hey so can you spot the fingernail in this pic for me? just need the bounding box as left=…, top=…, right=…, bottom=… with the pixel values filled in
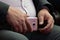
left=39, top=22, right=43, bottom=25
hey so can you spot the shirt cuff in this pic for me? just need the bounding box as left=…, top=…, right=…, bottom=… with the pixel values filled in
left=39, top=6, right=50, bottom=12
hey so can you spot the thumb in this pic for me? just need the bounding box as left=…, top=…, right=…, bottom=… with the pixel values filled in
left=39, top=16, right=44, bottom=25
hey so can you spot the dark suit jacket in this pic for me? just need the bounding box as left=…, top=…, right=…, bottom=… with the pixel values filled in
left=48, top=0, right=60, bottom=12
left=33, top=0, right=54, bottom=17
left=47, top=0, right=60, bottom=25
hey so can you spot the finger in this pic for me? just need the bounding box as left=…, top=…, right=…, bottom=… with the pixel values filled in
left=22, top=20, right=27, bottom=34
left=17, top=19, right=25, bottom=33
left=38, top=16, right=44, bottom=25
left=17, top=17, right=27, bottom=33
left=39, top=23, right=51, bottom=33
left=45, top=23, right=54, bottom=33
left=42, top=16, right=54, bottom=30
left=39, top=19, right=53, bottom=33
left=39, top=19, right=51, bottom=30
left=40, top=22, right=54, bottom=34
left=14, top=27, right=19, bottom=32
left=25, top=19, right=33, bottom=32
left=11, top=20, right=19, bottom=32
left=14, top=20, right=23, bottom=33
left=44, top=19, right=54, bottom=32
left=18, top=23, right=23, bottom=33
left=44, top=19, right=52, bottom=29
left=8, top=18, right=19, bottom=32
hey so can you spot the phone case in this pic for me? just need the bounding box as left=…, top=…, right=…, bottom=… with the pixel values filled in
left=27, top=17, right=37, bottom=31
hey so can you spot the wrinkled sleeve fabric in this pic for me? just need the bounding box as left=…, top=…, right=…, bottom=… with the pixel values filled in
left=0, top=1, right=10, bottom=30
left=33, top=0, right=55, bottom=19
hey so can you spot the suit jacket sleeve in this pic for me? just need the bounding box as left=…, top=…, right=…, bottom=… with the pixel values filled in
left=33, top=0, right=55, bottom=19
left=0, top=1, right=9, bottom=22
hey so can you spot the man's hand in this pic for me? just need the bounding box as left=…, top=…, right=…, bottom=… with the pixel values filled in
left=6, top=6, right=33, bottom=33
left=38, top=9, right=54, bottom=34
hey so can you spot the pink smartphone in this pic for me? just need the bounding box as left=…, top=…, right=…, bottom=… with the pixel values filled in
left=27, top=17, right=38, bottom=31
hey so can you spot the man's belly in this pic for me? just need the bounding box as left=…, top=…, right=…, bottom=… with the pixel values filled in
left=0, top=0, right=36, bottom=17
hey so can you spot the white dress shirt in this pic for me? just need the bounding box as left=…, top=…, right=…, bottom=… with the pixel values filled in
left=0, top=0, right=36, bottom=17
